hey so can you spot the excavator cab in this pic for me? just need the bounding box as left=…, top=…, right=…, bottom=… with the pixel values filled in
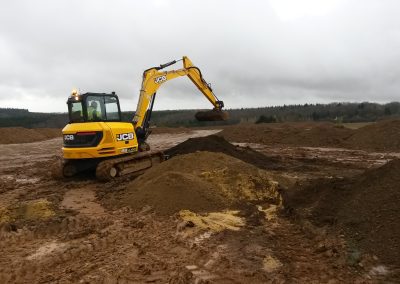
left=67, top=91, right=122, bottom=123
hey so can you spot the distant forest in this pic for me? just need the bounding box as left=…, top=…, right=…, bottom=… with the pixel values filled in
left=1, top=101, right=400, bottom=128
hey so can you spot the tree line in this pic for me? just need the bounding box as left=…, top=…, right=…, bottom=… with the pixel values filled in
left=1, top=101, right=399, bottom=128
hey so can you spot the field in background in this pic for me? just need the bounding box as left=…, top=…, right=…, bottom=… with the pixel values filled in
left=1, top=101, right=400, bottom=129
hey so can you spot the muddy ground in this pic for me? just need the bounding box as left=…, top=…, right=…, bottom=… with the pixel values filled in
left=0, top=128, right=61, bottom=145
left=0, top=125, right=399, bottom=283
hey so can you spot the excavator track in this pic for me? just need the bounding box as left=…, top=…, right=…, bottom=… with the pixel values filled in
left=95, top=151, right=165, bottom=181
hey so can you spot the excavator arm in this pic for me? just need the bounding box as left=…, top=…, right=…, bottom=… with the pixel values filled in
left=133, top=56, right=227, bottom=142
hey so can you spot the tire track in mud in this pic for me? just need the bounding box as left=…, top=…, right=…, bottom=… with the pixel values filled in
left=0, top=210, right=139, bottom=283
left=0, top=202, right=379, bottom=283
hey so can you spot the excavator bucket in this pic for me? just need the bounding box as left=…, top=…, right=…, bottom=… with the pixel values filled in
left=195, top=110, right=229, bottom=121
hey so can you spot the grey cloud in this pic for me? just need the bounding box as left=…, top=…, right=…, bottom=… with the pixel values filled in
left=0, top=0, right=399, bottom=112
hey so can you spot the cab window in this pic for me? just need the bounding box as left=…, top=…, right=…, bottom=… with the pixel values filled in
left=69, top=102, right=84, bottom=122
left=85, top=95, right=121, bottom=122
left=104, top=96, right=120, bottom=120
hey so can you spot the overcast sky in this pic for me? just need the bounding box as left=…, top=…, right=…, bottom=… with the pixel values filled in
left=1, top=0, right=399, bottom=112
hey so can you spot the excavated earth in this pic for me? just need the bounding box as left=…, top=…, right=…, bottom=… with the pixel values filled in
left=165, top=135, right=281, bottom=170
left=283, top=159, right=400, bottom=267
left=103, top=151, right=281, bottom=216
left=345, top=119, right=400, bottom=152
left=219, top=122, right=355, bottom=148
left=0, top=124, right=399, bottom=283
left=219, top=119, right=400, bottom=152
left=0, top=127, right=61, bottom=144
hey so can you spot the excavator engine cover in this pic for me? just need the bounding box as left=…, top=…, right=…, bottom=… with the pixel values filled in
left=195, top=110, right=229, bottom=121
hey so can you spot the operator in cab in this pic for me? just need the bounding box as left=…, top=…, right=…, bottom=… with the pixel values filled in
left=87, top=101, right=101, bottom=121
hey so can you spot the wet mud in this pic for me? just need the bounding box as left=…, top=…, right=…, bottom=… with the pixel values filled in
left=0, top=126, right=398, bottom=283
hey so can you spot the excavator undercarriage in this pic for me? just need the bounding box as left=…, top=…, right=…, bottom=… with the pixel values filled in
left=95, top=151, right=164, bottom=181
left=62, top=151, right=164, bottom=181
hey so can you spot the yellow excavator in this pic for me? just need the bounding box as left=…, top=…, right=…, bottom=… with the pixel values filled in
left=61, top=56, right=228, bottom=180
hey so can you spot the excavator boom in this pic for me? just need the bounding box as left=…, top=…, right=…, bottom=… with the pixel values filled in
left=133, top=56, right=228, bottom=141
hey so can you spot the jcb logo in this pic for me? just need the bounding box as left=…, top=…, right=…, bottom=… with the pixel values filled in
left=64, top=134, right=74, bottom=141
left=154, top=75, right=167, bottom=84
left=116, top=132, right=134, bottom=141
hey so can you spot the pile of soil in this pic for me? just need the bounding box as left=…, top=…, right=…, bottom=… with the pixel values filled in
left=219, top=120, right=400, bottom=152
left=165, top=135, right=280, bottom=170
left=218, top=122, right=354, bottom=148
left=0, top=127, right=61, bottom=144
left=113, top=152, right=280, bottom=216
left=284, top=159, right=400, bottom=266
left=345, top=119, right=400, bottom=152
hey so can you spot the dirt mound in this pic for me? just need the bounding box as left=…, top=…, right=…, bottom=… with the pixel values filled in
left=0, top=127, right=61, bottom=144
left=165, top=135, right=280, bottom=170
left=113, top=152, right=280, bottom=216
left=120, top=171, right=227, bottom=215
left=219, top=122, right=354, bottom=148
left=219, top=120, right=400, bottom=152
left=345, top=119, right=400, bottom=152
left=284, top=159, right=400, bottom=266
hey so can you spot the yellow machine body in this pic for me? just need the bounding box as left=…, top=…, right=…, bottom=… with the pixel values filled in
left=62, top=122, right=138, bottom=159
